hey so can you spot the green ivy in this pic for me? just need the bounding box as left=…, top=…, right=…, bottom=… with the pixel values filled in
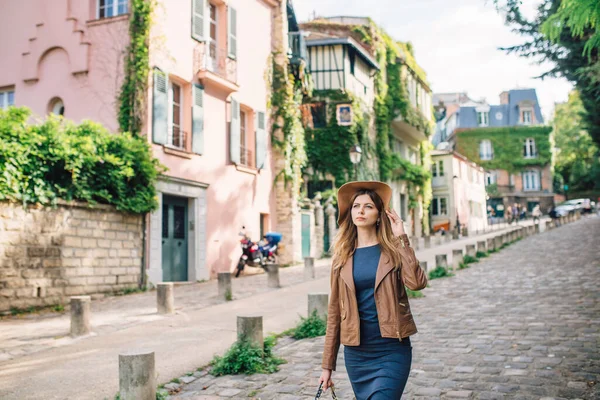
left=0, top=107, right=164, bottom=213
left=454, top=126, right=553, bottom=173
left=118, top=0, right=153, bottom=135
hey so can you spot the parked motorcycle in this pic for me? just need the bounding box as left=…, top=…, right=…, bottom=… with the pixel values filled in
left=235, top=233, right=266, bottom=278
left=258, top=232, right=282, bottom=263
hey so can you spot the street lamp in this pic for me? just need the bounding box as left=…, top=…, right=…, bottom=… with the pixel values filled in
left=349, top=144, right=362, bottom=180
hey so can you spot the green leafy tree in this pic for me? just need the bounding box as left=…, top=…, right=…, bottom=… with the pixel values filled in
left=553, top=91, right=600, bottom=192
left=493, top=0, right=600, bottom=147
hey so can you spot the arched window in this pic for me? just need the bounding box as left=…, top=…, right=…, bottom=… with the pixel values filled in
left=48, top=97, right=65, bottom=116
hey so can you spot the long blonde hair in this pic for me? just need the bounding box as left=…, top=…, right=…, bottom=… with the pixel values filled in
left=331, top=189, right=402, bottom=270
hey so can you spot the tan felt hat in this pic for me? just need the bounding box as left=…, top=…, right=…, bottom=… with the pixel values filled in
left=337, top=180, right=392, bottom=224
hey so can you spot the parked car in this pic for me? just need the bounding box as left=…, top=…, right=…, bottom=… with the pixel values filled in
left=554, top=199, right=585, bottom=217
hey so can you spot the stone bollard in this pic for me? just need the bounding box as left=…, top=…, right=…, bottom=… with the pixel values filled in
left=531, top=225, right=536, bottom=235
left=462, top=227, right=469, bottom=237
left=218, top=272, right=232, bottom=300
left=445, top=234, right=452, bottom=243
left=435, top=254, right=448, bottom=270
left=466, top=244, right=476, bottom=257
left=157, top=283, right=174, bottom=314
left=546, top=220, right=553, bottom=231
left=119, top=350, right=156, bottom=400
left=70, top=296, right=91, bottom=337
left=487, top=238, right=495, bottom=252
left=452, top=249, right=464, bottom=270
left=308, top=293, right=328, bottom=319
left=304, top=257, right=315, bottom=280
left=419, top=261, right=428, bottom=275
left=266, top=264, right=280, bottom=288
left=434, top=235, right=442, bottom=246
left=411, top=236, right=419, bottom=250
left=237, top=316, right=263, bottom=348
left=477, top=240, right=487, bottom=254
left=452, top=229, right=459, bottom=240
left=424, top=236, right=431, bottom=249
left=494, top=236, right=503, bottom=249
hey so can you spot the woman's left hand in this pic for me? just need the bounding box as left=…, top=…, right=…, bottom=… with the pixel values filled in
left=385, top=209, right=406, bottom=237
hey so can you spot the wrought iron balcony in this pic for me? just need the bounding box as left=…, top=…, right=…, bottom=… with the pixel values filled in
left=239, top=145, right=254, bottom=168
left=167, top=127, right=188, bottom=151
left=194, top=43, right=238, bottom=91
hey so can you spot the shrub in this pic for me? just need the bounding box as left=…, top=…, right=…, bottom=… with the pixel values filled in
left=0, top=107, right=165, bottom=213
left=292, top=310, right=327, bottom=339
left=210, top=336, right=285, bottom=376
left=475, top=251, right=488, bottom=258
left=462, top=255, right=479, bottom=264
left=406, top=288, right=424, bottom=298
left=428, top=266, right=453, bottom=280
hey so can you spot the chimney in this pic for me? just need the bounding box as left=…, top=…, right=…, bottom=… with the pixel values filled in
left=499, top=91, right=509, bottom=105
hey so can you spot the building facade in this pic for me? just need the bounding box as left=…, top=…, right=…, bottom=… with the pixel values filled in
left=0, top=0, right=301, bottom=284
left=430, top=150, right=487, bottom=234
left=436, top=89, right=554, bottom=216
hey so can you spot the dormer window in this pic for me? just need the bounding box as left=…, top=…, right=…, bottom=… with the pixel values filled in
left=522, top=110, right=532, bottom=125
left=477, top=111, right=489, bottom=127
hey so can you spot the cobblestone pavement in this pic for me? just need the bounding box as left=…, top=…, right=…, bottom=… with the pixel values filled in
left=168, top=216, right=600, bottom=399
left=0, top=220, right=527, bottom=363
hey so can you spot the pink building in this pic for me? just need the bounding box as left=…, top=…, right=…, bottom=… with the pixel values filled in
left=0, top=0, right=292, bottom=284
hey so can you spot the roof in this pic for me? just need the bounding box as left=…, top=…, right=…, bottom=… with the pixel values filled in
left=431, top=150, right=485, bottom=172
left=305, top=36, right=380, bottom=70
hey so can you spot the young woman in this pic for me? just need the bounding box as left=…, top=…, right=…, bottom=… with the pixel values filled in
left=318, top=181, right=428, bottom=399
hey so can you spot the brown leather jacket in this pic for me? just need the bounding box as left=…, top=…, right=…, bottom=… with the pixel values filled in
left=321, top=234, right=427, bottom=371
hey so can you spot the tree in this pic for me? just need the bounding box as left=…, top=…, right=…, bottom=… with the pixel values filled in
left=494, top=0, right=600, bottom=147
left=553, top=91, right=600, bottom=193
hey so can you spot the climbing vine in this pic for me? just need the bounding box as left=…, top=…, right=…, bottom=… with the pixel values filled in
left=118, top=0, right=153, bottom=135
left=454, top=126, right=553, bottom=173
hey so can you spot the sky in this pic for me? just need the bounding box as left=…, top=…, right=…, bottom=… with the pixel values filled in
left=293, top=0, right=573, bottom=122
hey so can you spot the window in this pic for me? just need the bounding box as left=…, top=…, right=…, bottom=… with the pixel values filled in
left=523, top=138, right=537, bottom=158
left=432, top=163, right=438, bottom=177
left=477, top=111, right=489, bottom=127
left=432, top=197, right=448, bottom=216
left=98, top=0, right=128, bottom=19
left=208, top=4, right=218, bottom=70
left=240, top=110, right=248, bottom=165
left=0, top=89, right=14, bottom=109
left=523, top=170, right=540, bottom=191
left=169, top=82, right=184, bottom=149
left=479, top=139, right=493, bottom=160
left=48, top=97, right=65, bottom=116
left=522, top=110, right=532, bottom=125
left=310, top=102, right=327, bottom=128
left=408, top=148, right=417, bottom=164
left=485, top=171, right=497, bottom=186
left=438, top=160, right=444, bottom=177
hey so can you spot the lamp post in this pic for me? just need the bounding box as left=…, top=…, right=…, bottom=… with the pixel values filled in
left=349, top=144, right=362, bottom=181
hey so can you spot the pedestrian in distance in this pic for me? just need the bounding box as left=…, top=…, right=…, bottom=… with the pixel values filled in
left=318, top=181, right=428, bottom=399
left=532, top=204, right=542, bottom=225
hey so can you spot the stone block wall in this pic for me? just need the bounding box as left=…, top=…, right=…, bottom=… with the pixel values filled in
left=0, top=201, right=143, bottom=312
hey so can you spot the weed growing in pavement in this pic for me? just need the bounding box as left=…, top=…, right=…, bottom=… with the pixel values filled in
left=406, top=288, right=424, bottom=298
left=210, top=336, right=285, bottom=376
left=428, top=266, right=454, bottom=280
left=224, top=288, right=233, bottom=301
left=292, top=310, right=327, bottom=339
left=462, top=255, right=479, bottom=264
left=248, top=389, right=258, bottom=397
left=476, top=251, right=488, bottom=258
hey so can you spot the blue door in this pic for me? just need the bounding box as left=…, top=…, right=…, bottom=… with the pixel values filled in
left=162, top=195, right=188, bottom=282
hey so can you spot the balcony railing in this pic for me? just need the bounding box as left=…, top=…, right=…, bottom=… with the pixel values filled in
left=167, top=127, right=188, bottom=151
left=239, top=145, right=254, bottom=168
left=194, top=43, right=237, bottom=84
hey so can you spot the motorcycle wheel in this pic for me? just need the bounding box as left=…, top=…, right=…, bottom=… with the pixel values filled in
left=235, top=259, right=245, bottom=278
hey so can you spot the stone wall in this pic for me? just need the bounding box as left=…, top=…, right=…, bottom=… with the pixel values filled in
left=0, top=201, right=143, bottom=313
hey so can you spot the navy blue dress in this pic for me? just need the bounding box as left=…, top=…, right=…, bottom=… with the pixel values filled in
left=344, top=245, right=412, bottom=400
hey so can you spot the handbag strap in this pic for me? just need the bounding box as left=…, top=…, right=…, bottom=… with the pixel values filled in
left=315, top=382, right=338, bottom=399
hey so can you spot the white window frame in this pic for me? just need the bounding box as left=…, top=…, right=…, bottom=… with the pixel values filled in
left=97, top=0, right=128, bottom=19
left=208, top=3, right=218, bottom=71
left=432, top=196, right=448, bottom=216
left=522, top=110, right=532, bottom=125
left=438, top=160, right=444, bottom=177
left=168, top=81, right=183, bottom=149
left=485, top=171, right=497, bottom=186
left=0, top=89, right=15, bottom=109
left=524, top=138, right=537, bottom=158
left=523, top=170, right=540, bottom=191
left=477, top=111, right=489, bottom=127
left=479, top=139, right=493, bottom=160
left=431, top=163, right=438, bottom=178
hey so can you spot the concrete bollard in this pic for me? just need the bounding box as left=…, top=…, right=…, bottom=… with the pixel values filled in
left=419, top=261, right=428, bottom=275
left=308, top=293, right=328, bottom=319
left=411, top=236, right=419, bottom=250
left=266, top=264, right=280, bottom=288
left=424, top=236, right=431, bottom=249
left=304, top=257, right=315, bottom=280
left=487, top=238, right=495, bottom=252
left=157, top=283, right=174, bottom=314
left=466, top=244, right=476, bottom=257
left=494, top=236, right=503, bottom=249
left=218, top=272, right=232, bottom=300
left=452, top=249, right=464, bottom=270
left=546, top=220, right=553, bottom=230
left=237, top=315, right=263, bottom=348
left=452, top=229, right=459, bottom=240
left=477, top=240, right=487, bottom=254
left=445, top=234, right=452, bottom=243
left=462, top=227, right=469, bottom=237
left=531, top=225, right=536, bottom=235
left=70, top=296, right=91, bottom=337
left=435, top=254, right=448, bottom=270
left=119, top=350, right=156, bottom=400
left=434, top=235, right=442, bottom=246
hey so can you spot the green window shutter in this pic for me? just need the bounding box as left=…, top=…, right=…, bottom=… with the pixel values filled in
left=152, top=68, right=168, bottom=145
left=228, top=7, right=237, bottom=59
left=230, top=98, right=240, bottom=164
left=192, top=0, right=206, bottom=41
left=255, top=111, right=267, bottom=169
left=192, top=84, right=204, bottom=155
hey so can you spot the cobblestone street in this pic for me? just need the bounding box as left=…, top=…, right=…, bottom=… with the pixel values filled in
left=170, top=217, right=600, bottom=400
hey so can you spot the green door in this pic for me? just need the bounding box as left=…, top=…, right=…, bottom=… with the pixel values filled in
left=302, top=213, right=311, bottom=258
left=162, top=195, right=188, bottom=282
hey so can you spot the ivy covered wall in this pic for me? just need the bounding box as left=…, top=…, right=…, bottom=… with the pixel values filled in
left=454, top=126, right=553, bottom=173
